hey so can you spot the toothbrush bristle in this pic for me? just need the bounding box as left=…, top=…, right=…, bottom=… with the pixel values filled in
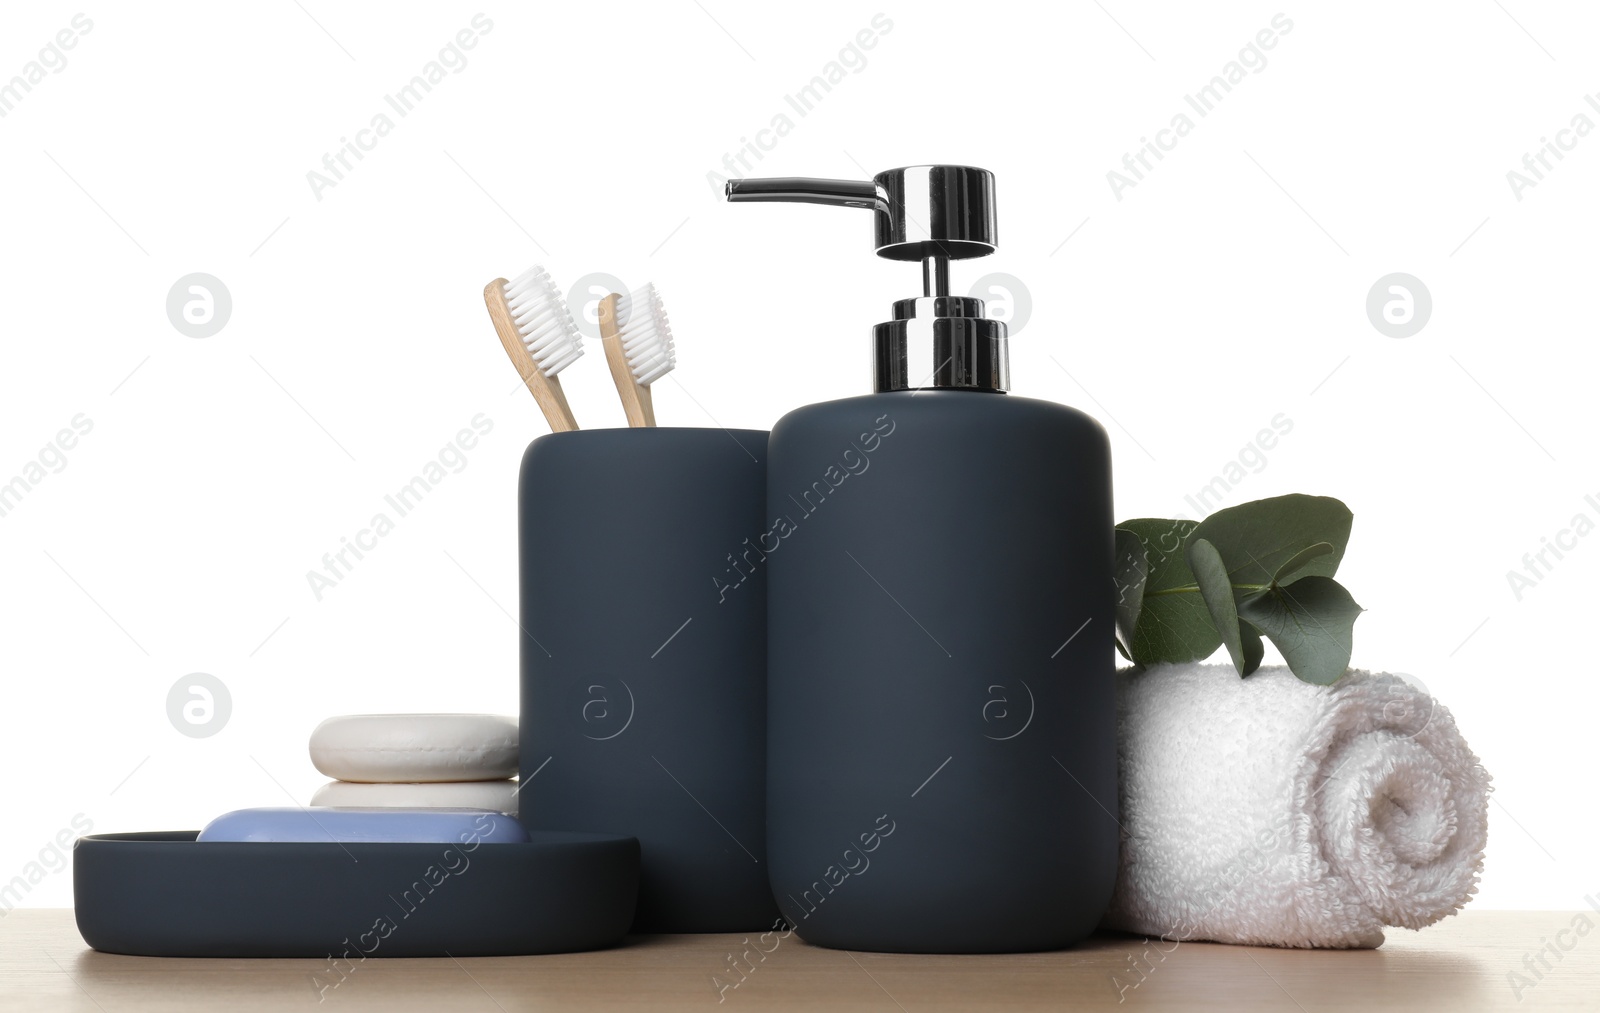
left=502, top=266, right=583, bottom=377
left=614, top=283, right=677, bottom=387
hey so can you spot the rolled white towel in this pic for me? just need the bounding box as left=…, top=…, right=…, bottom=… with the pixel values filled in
left=1105, top=663, right=1491, bottom=949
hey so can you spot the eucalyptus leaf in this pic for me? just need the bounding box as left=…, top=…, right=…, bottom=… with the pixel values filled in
left=1117, top=518, right=1221, bottom=666
left=1237, top=576, right=1363, bottom=685
left=1190, top=494, right=1353, bottom=588
left=1239, top=622, right=1265, bottom=676
left=1273, top=541, right=1335, bottom=585
left=1131, top=592, right=1220, bottom=666
left=1110, top=497, right=1360, bottom=683
left=1118, top=518, right=1200, bottom=588
left=1187, top=537, right=1249, bottom=675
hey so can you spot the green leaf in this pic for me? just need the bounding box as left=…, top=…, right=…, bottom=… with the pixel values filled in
left=1118, top=518, right=1199, bottom=589
left=1114, top=528, right=1148, bottom=653
left=1239, top=622, right=1264, bottom=676
left=1273, top=542, right=1334, bottom=585
left=1237, top=576, right=1363, bottom=685
left=1111, top=499, right=1362, bottom=682
left=1190, top=495, right=1353, bottom=588
left=1187, top=537, right=1249, bottom=675
left=1131, top=591, right=1220, bottom=666
left=1117, top=518, right=1221, bottom=666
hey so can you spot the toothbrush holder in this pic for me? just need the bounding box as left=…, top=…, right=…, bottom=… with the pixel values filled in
left=517, top=427, right=779, bottom=932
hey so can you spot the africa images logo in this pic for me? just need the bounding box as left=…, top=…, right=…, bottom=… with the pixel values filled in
left=983, top=682, right=1036, bottom=741
left=580, top=680, right=636, bottom=741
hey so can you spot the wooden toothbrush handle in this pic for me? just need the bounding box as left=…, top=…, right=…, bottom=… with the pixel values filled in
left=599, top=293, right=656, bottom=428
left=483, top=280, right=579, bottom=433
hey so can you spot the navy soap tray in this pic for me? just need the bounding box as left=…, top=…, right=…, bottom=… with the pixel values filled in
left=74, top=830, right=639, bottom=958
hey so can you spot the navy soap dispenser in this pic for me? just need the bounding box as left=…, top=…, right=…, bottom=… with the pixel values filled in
left=726, top=166, right=1117, bottom=953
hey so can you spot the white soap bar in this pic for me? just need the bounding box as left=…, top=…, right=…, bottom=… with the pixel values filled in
left=310, top=714, right=519, bottom=783
left=310, top=779, right=520, bottom=816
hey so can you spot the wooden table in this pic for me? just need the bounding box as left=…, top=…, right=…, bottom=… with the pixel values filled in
left=2, top=909, right=1595, bottom=1010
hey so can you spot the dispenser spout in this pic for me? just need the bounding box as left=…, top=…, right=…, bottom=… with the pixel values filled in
left=724, top=165, right=996, bottom=262
left=724, top=177, right=885, bottom=212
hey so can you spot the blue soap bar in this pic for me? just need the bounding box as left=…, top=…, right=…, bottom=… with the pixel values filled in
left=196, top=807, right=529, bottom=844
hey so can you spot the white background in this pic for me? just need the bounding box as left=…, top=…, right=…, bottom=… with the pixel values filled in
left=1, top=1, right=1594, bottom=914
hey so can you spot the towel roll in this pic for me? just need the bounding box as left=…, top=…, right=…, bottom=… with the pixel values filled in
left=1105, top=663, right=1491, bottom=949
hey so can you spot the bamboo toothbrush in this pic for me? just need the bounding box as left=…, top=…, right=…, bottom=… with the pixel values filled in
left=597, top=283, right=677, bottom=428
left=484, top=266, right=584, bottom=432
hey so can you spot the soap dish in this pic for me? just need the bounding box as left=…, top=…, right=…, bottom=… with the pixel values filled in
left=74, top=830, right=639, bottom=957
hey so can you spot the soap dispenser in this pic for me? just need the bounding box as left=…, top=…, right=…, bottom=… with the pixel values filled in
left=726, top=166, right=1117, bottom=953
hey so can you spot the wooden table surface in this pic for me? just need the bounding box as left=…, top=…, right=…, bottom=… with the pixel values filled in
left=2, top=909, right=1595, bottom=1011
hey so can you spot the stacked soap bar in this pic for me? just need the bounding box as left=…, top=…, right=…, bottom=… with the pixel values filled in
left=309, top=714, right=521, bottom=816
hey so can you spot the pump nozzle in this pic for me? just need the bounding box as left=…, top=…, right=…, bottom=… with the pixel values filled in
left=725, top=166, right=996, bottom=261
left=723, top=165, right=1009, bottom=393
left=724, top=177, right=885, bottom=211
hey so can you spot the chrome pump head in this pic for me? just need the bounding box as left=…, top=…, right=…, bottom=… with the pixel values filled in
left=725, top=165, right=1009, bottom=393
